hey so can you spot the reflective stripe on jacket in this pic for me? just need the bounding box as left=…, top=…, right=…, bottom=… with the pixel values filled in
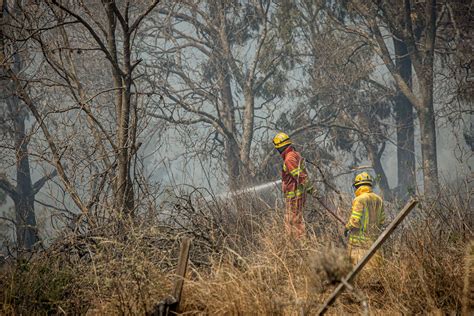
left=281, top=146, right=313, bottom=199
left=346, top=185, right=385, bottom=246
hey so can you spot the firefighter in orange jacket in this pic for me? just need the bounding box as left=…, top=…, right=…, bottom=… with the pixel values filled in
left=273, top=132, right=314, bottom=238
left=344, top=172, right=385, bottom=265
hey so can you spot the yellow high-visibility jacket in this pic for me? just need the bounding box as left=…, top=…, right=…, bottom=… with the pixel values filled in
left=346, top=185, right=385, bottom=246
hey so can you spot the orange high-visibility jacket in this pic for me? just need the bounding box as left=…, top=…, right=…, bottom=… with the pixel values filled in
left=346, top=185, right=385, bottom=246
left=281, top=146, right=313, bottom=199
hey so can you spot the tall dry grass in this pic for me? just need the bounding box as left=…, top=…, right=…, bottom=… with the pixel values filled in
left=0, top=180, right=471, bottom=314
left=182, top=218, right=353, bottom=315
left=179, top=181, right=471, bottom=314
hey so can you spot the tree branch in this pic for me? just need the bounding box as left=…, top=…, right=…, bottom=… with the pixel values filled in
left=32, top=169, right=58, bottom=195
left=363, top=78, right=395, bottom=95
left=108, top=0, right=128, bottom=32
left=163, top=89, right=234, bottom=140
left=0, top=176, right=17, bottom=200
left=370, top=19, right=422, bottom=111
left=157, top=8, right=218, bottom=40
left=50, top=0, right=124, bottom=76
left=247, top=0, right=271, bottom=84
left=130, top=0, right=160, bottom=33
left=377, top=141, right=386, bottom=160
left=402, top=0, right=423, bottom=70
left=148, top=112, right=209, bottom=126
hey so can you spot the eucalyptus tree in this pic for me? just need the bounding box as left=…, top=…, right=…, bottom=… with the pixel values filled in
left=261, top=0, right=395, bottom=197
left=0, top=0, right=58, bottom=251
left=392, top=34, right=416, bottom=198
left=323, top=0, right=445, bottom=196
left=144, top=0, right=293, bottom=189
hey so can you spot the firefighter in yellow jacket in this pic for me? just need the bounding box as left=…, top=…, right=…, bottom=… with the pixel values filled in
left=344, top=172, right=385, bottom=266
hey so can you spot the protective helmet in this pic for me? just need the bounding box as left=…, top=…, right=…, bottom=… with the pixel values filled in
left=353, top=172, right=373, bottom=187
left=273, top=132, right=292, bottom=149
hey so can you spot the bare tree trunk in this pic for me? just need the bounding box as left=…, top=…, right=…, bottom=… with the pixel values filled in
left=117, top=30, right=134, bottom=212
left=217, top=66, right=241, bottom=189
left=0, top=0, right=62, bottom=250
left=225, top=138, right=241, bottom=190
left=0, top=0, right=38, bottom=251
left=103, top=1, right=134, bottom=212
left=419, top=86, right=439, bottom=196
left=216, top=32, right=241, bottom=188
left=393, top=39, right=416, bottom=198
left=10, top=96, right=39, bottom=251
left=240, top=86, right=254, bottom=177
left=418, top=0, right=440, bottom=197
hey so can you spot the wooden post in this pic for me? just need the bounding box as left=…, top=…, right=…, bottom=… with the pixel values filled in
left=171, top=237, right=191, bottom=308
left=317, top=198, right=418, bottom=315
left=149, top=237, right=191, bottom=316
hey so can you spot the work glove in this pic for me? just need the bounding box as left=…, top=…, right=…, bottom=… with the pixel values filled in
left=343, top=228, right=350, bottom=238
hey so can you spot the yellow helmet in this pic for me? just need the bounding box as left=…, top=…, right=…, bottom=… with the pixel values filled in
left=353, top=172, right=373, bottom=187
left=273, top=132, right=292, bottom=149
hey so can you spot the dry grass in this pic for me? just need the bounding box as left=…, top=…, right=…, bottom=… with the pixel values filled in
left=182, top=220, right=352, bottom=315
left=180, top=182, right=471, bottom=315
left=0, top=181, right=471, bottom=314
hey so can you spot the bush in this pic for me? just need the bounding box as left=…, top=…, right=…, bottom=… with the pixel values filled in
left=0, top=217, right=173, bottom=315
left=0, top=257, right=79, bottom=314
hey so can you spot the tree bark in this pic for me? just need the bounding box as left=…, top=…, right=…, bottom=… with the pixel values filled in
left=117, top=30, right=134, bottom=212
left=217, top=66, right=241, bottom=189
left=225, top=137, right=242, bottom=190
left=104, top=1, right=134, bottom=212
left=240, top=85, right=255, bottom=176
left=417, top=0, right=440, bottom=197
left=10, top=95, right=39, bottom=251
left=419, top=85, right=439, bottom=197
left=393, top=38, right=416, bottom=198
left=215, top=5, right=242, bottom=189
left=1, top=0, right=38, bottom=251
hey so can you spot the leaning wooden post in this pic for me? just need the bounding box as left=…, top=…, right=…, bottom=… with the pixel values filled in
left=171, top=237, right=191, bottom=311
left=317, top=198, right=419, bottom=315
left=149, top=237, right=191, bottom=316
